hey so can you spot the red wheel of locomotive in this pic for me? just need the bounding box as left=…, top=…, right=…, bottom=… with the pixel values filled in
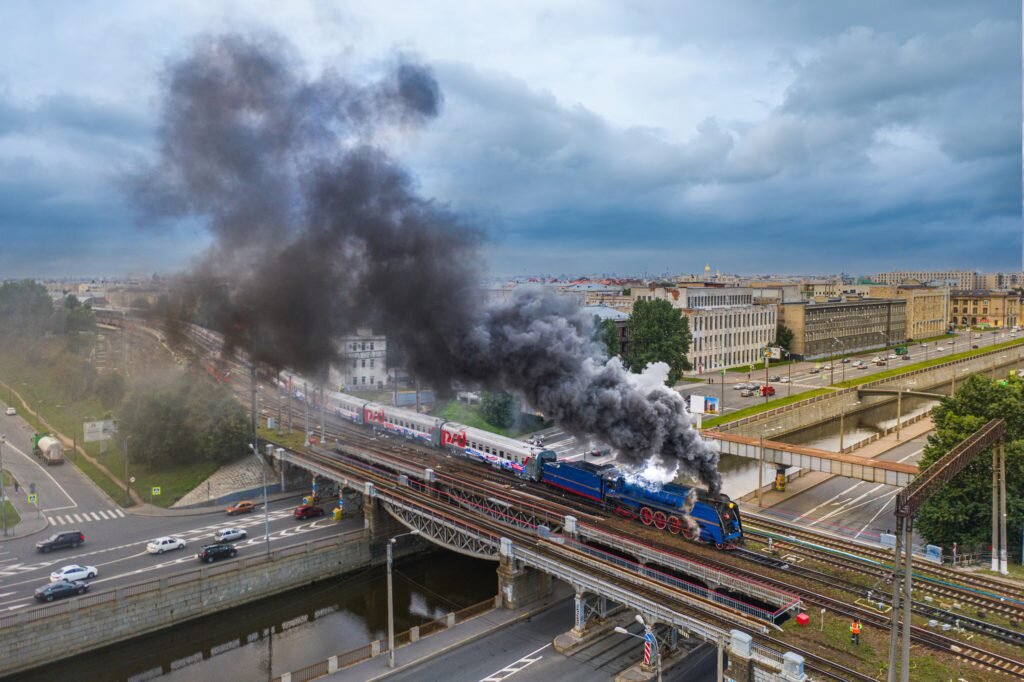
left=683, top=524, right=696, bottom=540
left=667, top=516, right=683, bottom=534
left=653, top=511, right=667, bottom=530
left=640, top=507, right=654, bottom=525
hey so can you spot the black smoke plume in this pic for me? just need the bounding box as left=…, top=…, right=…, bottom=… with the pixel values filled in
left=133, top=33, right=720, bottom=493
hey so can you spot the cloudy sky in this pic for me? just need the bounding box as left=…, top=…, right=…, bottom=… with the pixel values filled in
left=0, top=1, right=1019, bottom=278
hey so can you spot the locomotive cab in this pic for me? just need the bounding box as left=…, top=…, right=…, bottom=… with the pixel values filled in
left=717, top=494, right=743, bottom=545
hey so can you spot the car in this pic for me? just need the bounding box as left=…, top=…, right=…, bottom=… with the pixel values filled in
left=34, top=580, right=88, bottom=602
left=740, top=389, right=755, bottom=397
left=769, top=375, right=782, bottom=382
left=197, top=543, right=238, bottom=563
left=974, top=334, right=982, bottom=339
left=779, top=376, right=790, bottom=383
left=808, top=368, right=820, bottom=374
left=887, top=354, right=898, bottom=360
left=841, top=358, right=851, bottom=364
left=857, top=364, right=868, bottom=369
left=822, top=364, right=833, bottom=371
left=50, top=564, right=98, bottom=582
left=5, top=406, right=15, bottom=416
left=294, top=504, right=325, bottom=519
left=901, top=355, right=912, bottom=361
left=36, top=530, right=85, bottom=553
left=226, top=501, right=257, bottom=516
left=936, top=347, right=945, bottom=352
left=732, top=383, right=747, bottom=390
left=972, top=344, right=979, bottom=349
left=214, top=528, right=247, bottom=543
left=876, top=360, right=887, bottom=366
left=760, top=385, right=776, bottom=397
left=147, top=536, right=186, bottom=555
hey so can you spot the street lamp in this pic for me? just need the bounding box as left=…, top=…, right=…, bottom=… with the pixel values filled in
left=838, top=401, right=860, bottom=452
left=249, top=443, right=272, bottom=558
left=388, top=530, right=422, bottom=668
left=123, top=435, right=132, bottom=506
left=614, top=614, right=663, bottom=682
left=830, top=337, right=846, bottom=385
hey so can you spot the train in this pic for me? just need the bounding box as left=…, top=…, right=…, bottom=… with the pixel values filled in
left=312, top=384, right=743, bottom=547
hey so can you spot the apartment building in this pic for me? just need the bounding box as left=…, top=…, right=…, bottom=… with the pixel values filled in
left=338, top=330, right=389, bottom=389
left=874, top=271, right=981, bottom=288
left=950, top=290, right=1021, bottom=328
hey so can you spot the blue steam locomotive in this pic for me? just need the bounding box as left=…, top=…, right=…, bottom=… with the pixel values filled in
left=534, top=459, right=743, bottom=548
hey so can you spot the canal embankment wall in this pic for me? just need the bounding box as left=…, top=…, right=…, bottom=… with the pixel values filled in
left=0, top=528, right=424, bottom=677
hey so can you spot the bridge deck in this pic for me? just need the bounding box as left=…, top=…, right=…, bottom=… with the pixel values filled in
left=703, top=431, right=918, bottom=486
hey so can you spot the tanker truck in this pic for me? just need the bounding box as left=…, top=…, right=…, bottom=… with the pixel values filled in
left=33, top=433, right=65, bottom=465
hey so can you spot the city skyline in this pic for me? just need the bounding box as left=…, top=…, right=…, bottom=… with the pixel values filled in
left=0, top=1, right=1019, bottom=278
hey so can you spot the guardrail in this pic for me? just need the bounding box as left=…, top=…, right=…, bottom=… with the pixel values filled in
left=0, top=530, right=364, bottom=632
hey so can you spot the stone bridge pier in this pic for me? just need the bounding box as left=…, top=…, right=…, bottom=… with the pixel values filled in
left=498, top=538, right=553, bottom=609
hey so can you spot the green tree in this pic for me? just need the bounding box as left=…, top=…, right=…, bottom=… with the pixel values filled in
left=0, top=280, right=54, bottom=338
left=775, top=323, right=794, bottom=353
left=915, top=375, right=1024, bottom=559
left=594, top=316, right=620, bottom=358
left=96, top=373, right=126, bottom=409
left=480, top=391, right=516, bottom=429
left=624, top=299, right=692, bottom=384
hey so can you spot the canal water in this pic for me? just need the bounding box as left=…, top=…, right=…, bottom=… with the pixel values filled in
left=4, top=551, right=496, bottom=682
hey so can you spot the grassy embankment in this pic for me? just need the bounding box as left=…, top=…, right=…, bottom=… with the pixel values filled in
left=433, top=401, right=542, bottom=438
left=0, top=337, right=218, bottom=508
left=701, top=338, right=1024, bottom=429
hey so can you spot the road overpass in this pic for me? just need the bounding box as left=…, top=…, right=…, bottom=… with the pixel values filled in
left=703, top=431, right=919, bottom=486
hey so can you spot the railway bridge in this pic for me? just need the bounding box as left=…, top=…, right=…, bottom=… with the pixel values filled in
left=276, top=444, right=814, bottom=681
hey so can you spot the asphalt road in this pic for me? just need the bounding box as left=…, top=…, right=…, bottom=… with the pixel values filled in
left=758, top=432, right=929, bottom=544
left=386, top=597, right=718, bottom=682
left=0, top=498, right=357, bottom=610
left=678, top=328, right=1018, bottom=417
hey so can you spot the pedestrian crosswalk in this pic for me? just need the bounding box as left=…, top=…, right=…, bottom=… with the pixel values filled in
left=47, top=509, right=127, bottom=526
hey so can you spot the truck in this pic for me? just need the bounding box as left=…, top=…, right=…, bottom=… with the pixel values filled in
left=537, top=460, right=743, bottom=547
left=33, top=433, right=65, bottom=466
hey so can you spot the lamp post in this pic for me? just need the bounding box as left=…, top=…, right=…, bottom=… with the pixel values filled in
left=388, top=530, right=421, bottom=668
left=1, top=434, right=6, bottom=537
left=838, top=401, right=860, bottom=452
left=614, top=614, right=662, bottom=682
left=123, top=435, right=132, bottom=506
left=832, top=337, right=846, bottom=383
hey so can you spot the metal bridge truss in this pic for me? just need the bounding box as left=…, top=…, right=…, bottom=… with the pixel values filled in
left=508, top=541, right=763, bottom=642
left=437, top=481, right=565, bottom=535
left=572, top=525, right=800, bottom=613
left=378, top=496, right=500, bottom=561
left=574, top=592, right=621, bottom=632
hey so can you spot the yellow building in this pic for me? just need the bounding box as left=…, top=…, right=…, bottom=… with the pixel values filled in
left=950, top=290, right=1021, bottom=328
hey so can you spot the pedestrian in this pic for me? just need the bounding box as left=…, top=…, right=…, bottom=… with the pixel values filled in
left=13, top=480, right=19, bottom=493
left=850, top=619, right=861, bottom=645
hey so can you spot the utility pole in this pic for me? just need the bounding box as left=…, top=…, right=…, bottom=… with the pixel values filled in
left=319, top=383, right=325, bottom=444
left=999, top=443, right=1008, bottom=574
left=303, top=381, right=309, bottom=446
left=1, top=434, right=6, bottom=536
left=252, top=365, right=270, bottom=558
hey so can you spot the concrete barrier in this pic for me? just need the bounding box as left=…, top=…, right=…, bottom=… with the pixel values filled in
left=0, top=529, right=394, bottom=676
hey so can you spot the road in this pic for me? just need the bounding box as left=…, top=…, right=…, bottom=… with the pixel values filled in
left=757, top=432, right=929, bottom=544
left=678, top=328, right=1019, bottom=417
left=383, top=597, right=718, bottom=682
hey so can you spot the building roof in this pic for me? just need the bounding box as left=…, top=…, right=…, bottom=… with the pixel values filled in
left=581, top=305, right=629, bottom=322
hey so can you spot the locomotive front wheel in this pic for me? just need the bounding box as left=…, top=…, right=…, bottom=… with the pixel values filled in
left=653, top=511, right=667, bottom=530
left=640, top=507, right=654, bottom=525
left=683, top=525, right=696, bottom=540
left=668, top=516, right=683, bottom=534
left=715, top=542, right=725, bottom=549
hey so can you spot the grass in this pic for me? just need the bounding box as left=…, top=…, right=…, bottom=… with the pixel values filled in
left=431, top=401, right=542, bottom=438
left=677, top=376, right=707, bottom=384
left=1, top=500, right=19, bottom=528
left=701, top=388, right=834, bottom=428
left=912, top=333, right=956, bottom=343
left=0, top=338, right=220, bottom=508
left=726, top=359, right=795, bottom=373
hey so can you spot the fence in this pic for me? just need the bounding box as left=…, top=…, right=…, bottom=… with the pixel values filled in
left=271, top=595, right=500, bottom=682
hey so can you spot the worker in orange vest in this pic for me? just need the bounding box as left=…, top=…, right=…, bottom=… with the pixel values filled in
left=850, top=619, right=862, bottom=645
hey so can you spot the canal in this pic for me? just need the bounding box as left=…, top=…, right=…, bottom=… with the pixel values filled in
left=4, top=551, right=497, bottom=682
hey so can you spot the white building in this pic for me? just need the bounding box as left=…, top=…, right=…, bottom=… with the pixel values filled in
left=631, top=285, right=777, bottom=373
left=337, top=329, right=389, bottom=390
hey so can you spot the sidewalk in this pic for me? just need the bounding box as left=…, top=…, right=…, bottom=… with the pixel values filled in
left=127, top=490, right=309, bottom=517
left=0, top=478, right=50, bottom=541
left=320, top=585, right=574, bottom=681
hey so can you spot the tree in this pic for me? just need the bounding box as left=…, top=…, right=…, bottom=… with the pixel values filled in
left=775, top=323, right=794, bottom=353
left=480, top=391, right=516, bottom=429
left=0, top=280, right=54, bottom=338
left=594, top=316, right=620, bottom=358
left=624, top=299, right=692, bottom=384
left=96, top=373, right=126, bottom=409
left=914, top=375, right=1024, bottom=560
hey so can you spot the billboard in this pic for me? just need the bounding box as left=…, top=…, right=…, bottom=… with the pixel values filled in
left=767, top=346, right=783, bottom=360
left=83, top=419, right=117, bottom=443
left=689, top=395, right=719, bottom=415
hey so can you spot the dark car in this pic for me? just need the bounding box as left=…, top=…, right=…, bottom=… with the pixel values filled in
left=34, top=579, right=88, bottom=602
left=294, top=504, right=325, bottom=520
left=36, top=530, right=85, bottom=553
left=197, top=543, right=237, bottom=563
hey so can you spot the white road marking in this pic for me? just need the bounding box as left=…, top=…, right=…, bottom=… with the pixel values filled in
left=71, top=513, right=84, bottom=523
left=792, top=481, right=864, bottom=522
left=809, top=485, right=884, bottom=526
left=2, top=441, right=77, bottom=511
left=897, top=448, right=923, bottom=464
left=479, top=643, right=550, bottom=681
left=114, top=509, right=125, bottom=517
left=853, top=489, right=903, bottom=539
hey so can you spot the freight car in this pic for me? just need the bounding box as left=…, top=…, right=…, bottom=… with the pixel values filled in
left=538, top=460, right=742, bottom=547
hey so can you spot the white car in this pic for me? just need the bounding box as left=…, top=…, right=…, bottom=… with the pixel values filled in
left=214, top=528, right=247, bottom=543
left=49, top=564, right=97, bottom=582
left=779, top=377, right=790, bottom=383
left=887, top=354, right=898, bottom=360
left=4, top=407, right=14, bottom=416
left=147, top=536, right=186, bottom=555
left=936, top=347, right=945, bottom=352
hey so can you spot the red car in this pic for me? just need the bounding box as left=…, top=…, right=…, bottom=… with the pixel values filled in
left=226, top=501, right=256, bottom=516
left=759, top=385, right=776, bottom=397
left=294, top=504, right=325, bottom=520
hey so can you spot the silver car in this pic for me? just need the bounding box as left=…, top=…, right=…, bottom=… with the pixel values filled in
left=214, top=527, right=247, bottom=543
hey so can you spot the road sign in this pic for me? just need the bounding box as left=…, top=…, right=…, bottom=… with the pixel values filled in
left=152, top=486, right=161, bottom=496
left=27, top=493, right=37, bottom=505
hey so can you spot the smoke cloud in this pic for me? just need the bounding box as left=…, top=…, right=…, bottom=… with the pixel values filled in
left=133, top=32, right=720, bottom=493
